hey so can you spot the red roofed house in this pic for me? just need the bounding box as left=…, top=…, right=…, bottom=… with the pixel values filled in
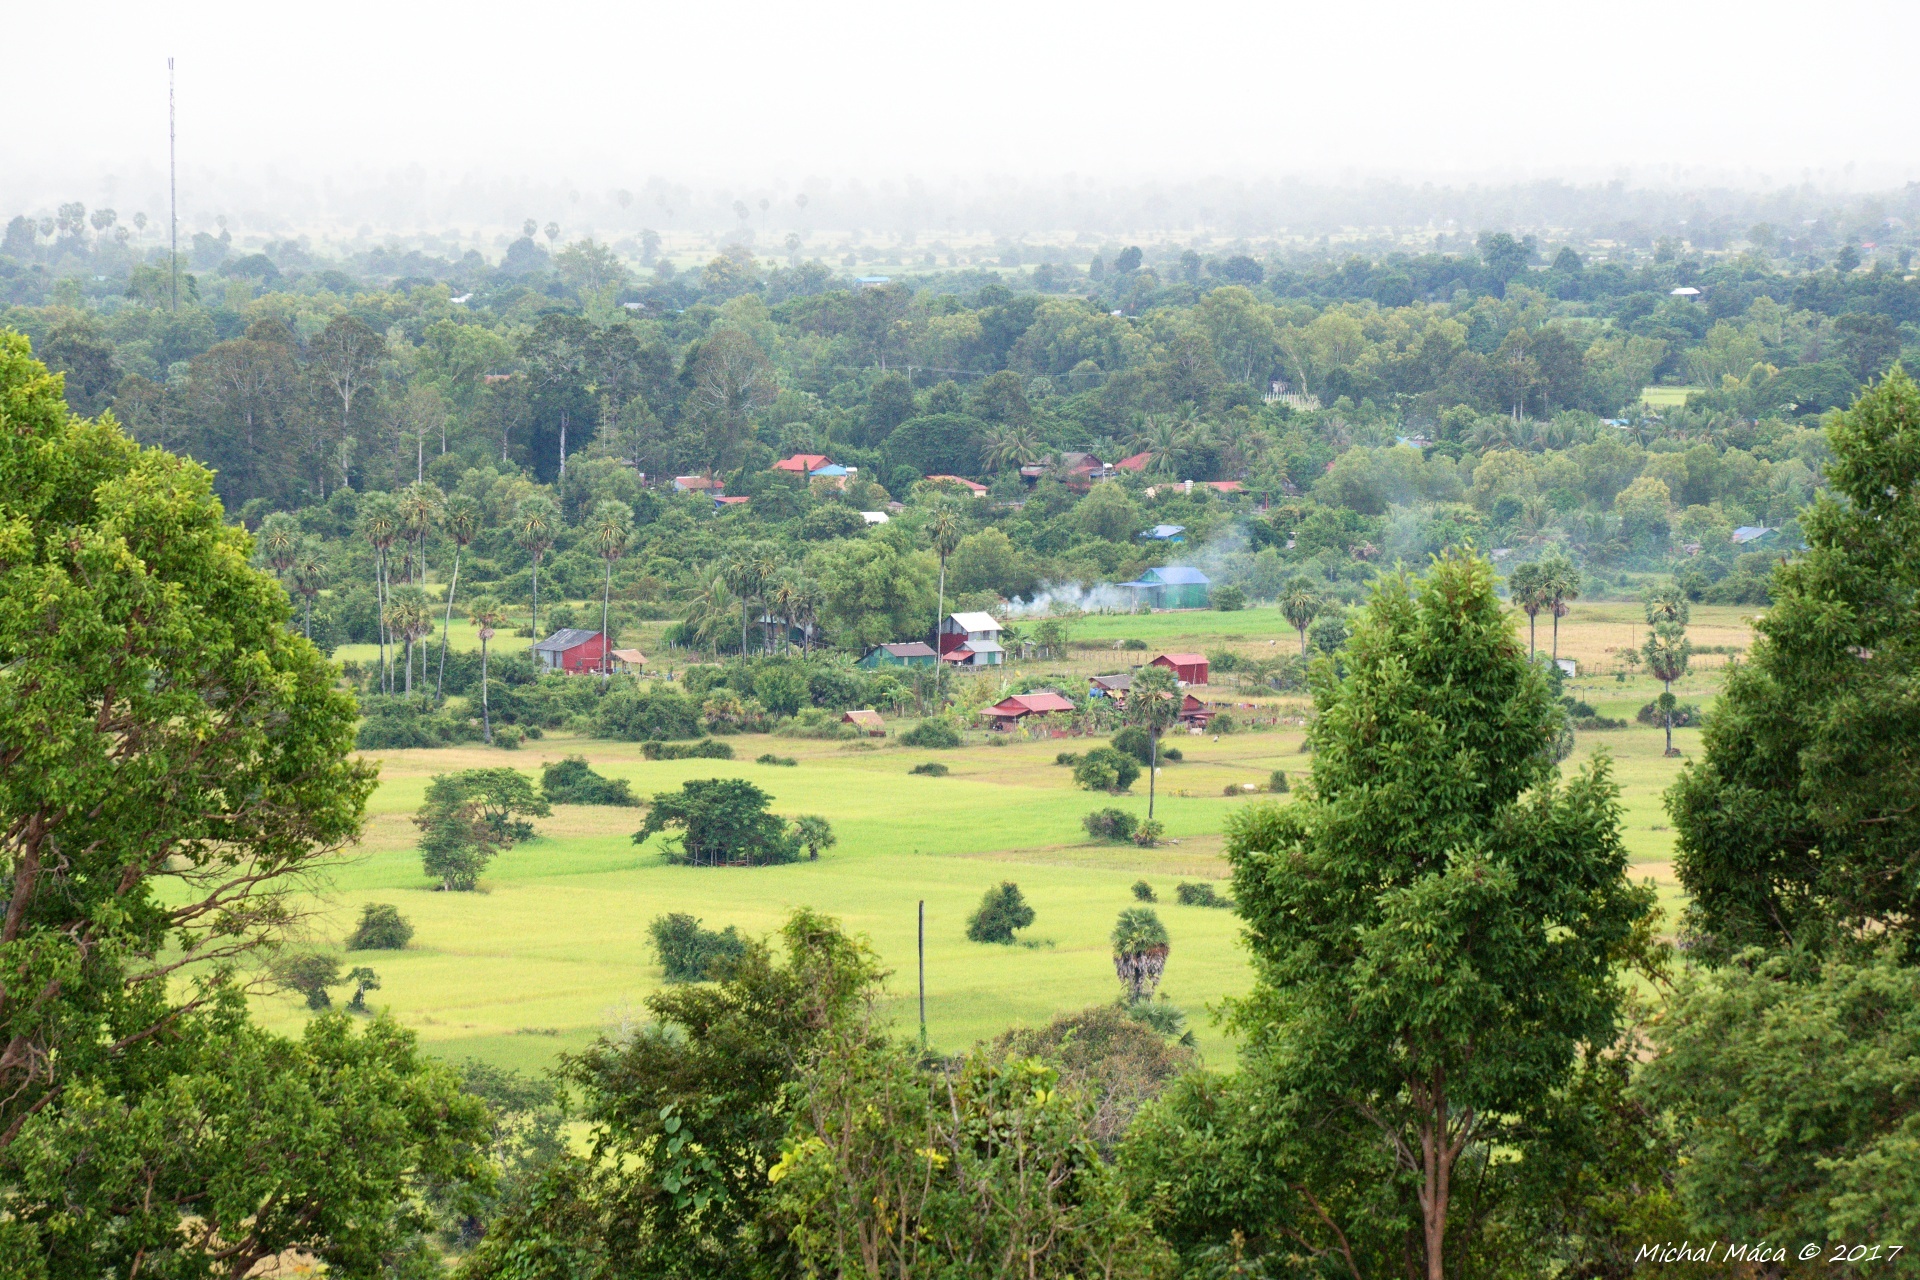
left=981, top=691, right=1077, bottom=725
left=773, top=453, right=831, bottom=474
left=938, top=612, right=1005, bottom=667
left=674, top=475, right=723, bottom=493
left=1178, top=693, right=1214, bottom=727
left=1151, top=652, right=1209, bottom=685
left=1204, top=480, right=1245, bottom=494
left=533, top=629, right=611, bottom=675
left=842, top=708, right=886, bottom=735
left=924, top=475, right=989, bottom=496
left=1115, top=451, right=1154, bottom=472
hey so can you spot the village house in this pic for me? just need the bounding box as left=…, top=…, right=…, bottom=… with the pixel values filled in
left=981, top=691, right=1076, bottom=726
left=1118, top=566, right=1211, bottom=610
left=857, top=641, right=939, bottom=669
left=1140, top=524, right=1186, bottom=543
left=842, top=709, right=886, bottom=735
left=772, top=453, right=831, bottom=474
left=938, top=612, right=1005, bottom=667
left=1088, top=672, right=1133, bottom=699
left=1152, top=652, right=1210, bottom=685
left=533, top=628, right=610, bottom=674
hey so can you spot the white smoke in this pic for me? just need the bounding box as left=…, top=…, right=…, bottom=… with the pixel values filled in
left=1002, top=581, right=1140, bottom=618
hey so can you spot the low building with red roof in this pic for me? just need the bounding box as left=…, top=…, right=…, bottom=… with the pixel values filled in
left=772, top=453, right=831, bottom=474
left=1152, top=652, right=1210, bottom=684
left=981, top=691, right=1077, bottom=724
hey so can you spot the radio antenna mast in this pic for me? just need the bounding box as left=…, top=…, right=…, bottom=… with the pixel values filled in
left=168, top=56, right=178, bottom=312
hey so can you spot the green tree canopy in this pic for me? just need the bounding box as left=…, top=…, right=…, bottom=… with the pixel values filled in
left=633, top=777, right=798, bottom=866
left=1224, top=552, right=1654, bottom=1280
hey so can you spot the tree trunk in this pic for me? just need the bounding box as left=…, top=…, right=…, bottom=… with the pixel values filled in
left=1551, top=608, right=1561, bottom=663
left=558, top=409, right=568, bottom=487
left=303, top=596, right=312, bottom=640
left=436, top=546, right=461, bottom=699
left=480, top=640, right=492, bottom=743
left=404, top=636, right=413, bottom=696
left=601, top=561, right=612, bottom=680
left=530, top=554, right=541, bottom=653
left=1528, top=611, right=1536, bottom=660
left=377, top=548, right=391, bottom=694
left=1148, top=727, right=1158, bottom=821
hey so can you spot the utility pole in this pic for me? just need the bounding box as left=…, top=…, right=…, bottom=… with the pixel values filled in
left=917, top=900, right=927, bottom=1051
left=168, top=56, right=178, bottom=312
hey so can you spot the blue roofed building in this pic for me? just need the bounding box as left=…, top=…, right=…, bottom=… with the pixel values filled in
left=1117, top=565, right=1211, bottom=610
left=1140, top=524, right=1186, bottom=543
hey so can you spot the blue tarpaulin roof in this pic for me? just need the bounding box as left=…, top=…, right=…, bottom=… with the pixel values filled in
left=1140, top=566, right=1209, bottom=585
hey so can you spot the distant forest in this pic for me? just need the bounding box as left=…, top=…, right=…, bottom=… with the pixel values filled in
left=3, top=182, right=1915, bottom=651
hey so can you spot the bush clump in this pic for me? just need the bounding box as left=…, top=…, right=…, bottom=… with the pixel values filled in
left=354, top=696, right=483, bottom=750
left=1132, top=819, right=1165, bottom=847
left=1121, top=638, right=1148, bottom=651
left=642, top=739, right=735, bottom=761
left=777, top=707, right=859, bottom=740
left=1211, top=585, right=1246, bottom=611
left=594, top=685, right=704, bottom=741
left=910, top=761, right=949, bottom=776
left=1084, top=808, right=1140, bottom=842
left=1110, top=726, right=1181, bottom=766
left=966, top=881, right=1036, bottom=944
left=1054, top=751, right=1080, bottom=766
left=1636, top=700, right=1701, bottom=727
left=1175, top=881, right=1232, bottom=909
left=900, top=718, right=963, bottom=748
left=1131, top=879, right=1156, bottom=902
left=1268, top=769, right=1289, bottom=793
left=647, top=912, right=748, bottom=982
left=756, top=753, right=798, bottom=766
left=1074, top=746, right=1141, bottom=794
left=633, top=778, right=797, bottom=867
left=346, top=903, right=414, bottom=951
left=540, top=756, right=638, bottom=806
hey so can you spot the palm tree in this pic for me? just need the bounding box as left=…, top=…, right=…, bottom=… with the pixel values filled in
left=513, top=495, right=560, bottom=649
left=587, top=500, right=634, bottom=677
left=685, top=567, right=733, bottom=661
left=1131, top=412, right=1199, bottom=479
left=256, top=511, right=300, bottom=584
left=358, top=492, right=400, bottom=693
left=1541, top=554, right=1580, bottom=664
left=395, top=482, right=442, bottom=587
left=980, top=423, right=1042, bottom=473
left=289, top=538, right=326, bottom=640
left=1280, top=578, right=1321, bottom=656
left=1507, top=561, right=1549, bottom=660
left=752, top=545, right=785, bottom=655
left=765, top=575, right=799, bottom=657
left=386, top=586, right=433, bottom=697
left=789, top=577, right=823, bottom=657
left=1111, top=907, right=1170, bottom=1004
left=723, top=553, right=763, bottom=658
left=1127, top=663, right=1182, bottom=821
left=435, top=493, right=482, bottom=699
left=468, top=595, right=507, bottom=744
left=1642, top=585, right=1692, bottom=756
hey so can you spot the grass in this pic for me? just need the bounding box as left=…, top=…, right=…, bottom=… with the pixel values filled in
left=1641, top=385, right=1706, bottom=407
left=261, top=600, right=1748, bottom=1076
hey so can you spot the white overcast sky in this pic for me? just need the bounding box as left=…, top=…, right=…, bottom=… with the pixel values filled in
left=6, top=0, right=1917, bottom=211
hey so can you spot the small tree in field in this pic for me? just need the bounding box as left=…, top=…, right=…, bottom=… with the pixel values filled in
left=1642, top=585, right=1692, bottom=756
left=967, top=882, right=1035, bottom=944
left=790, top=815, right=837, bottom=860
left=415, top=795, right=507, bottom=891
left=274, top=952, right=341, bottom=1010
left=633, top=778, right=799, bottom=866
left=345, top=966, right=380, bottom=1012
left=346, top=903, right=414, bottom=951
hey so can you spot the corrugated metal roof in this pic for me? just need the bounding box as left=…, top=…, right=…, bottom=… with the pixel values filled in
left=947, top=611, right=1003, bottom=632
left=879, top=642, right=938, bottom=657
left=533, top=628, right=601, bottom=652
left=1142, top=566, right=1210, bottom=585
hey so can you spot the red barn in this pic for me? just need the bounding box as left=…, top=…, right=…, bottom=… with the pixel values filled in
left=1151, top=652, right=1209, bottom=685
left=533, top=628, right=610, bottom=674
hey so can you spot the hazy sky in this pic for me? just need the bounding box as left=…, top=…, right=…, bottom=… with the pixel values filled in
left=8, top=0, right=1917, bottom=212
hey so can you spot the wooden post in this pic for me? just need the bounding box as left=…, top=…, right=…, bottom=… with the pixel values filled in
left=918, top=899, right=927, bottom=1050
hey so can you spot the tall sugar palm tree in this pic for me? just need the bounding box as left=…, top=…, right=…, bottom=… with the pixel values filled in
left=256, top=511, right=300, bottom=584
left=435, top=492, right=482, bottom=699
left=1507, top=560, right=1549, bottom=660
left=468, top=595, right=507, bottom=745
left=723, top=553, right=763, bottom=658
left=289, top=538, right=326, bottom=641
left=587, top=500, right=634, bottom=677
left=358, top=491, right=400, bottom=693
left=1541, top=553, right=1580, bottom=664
left=513, top=495, right=560, bottom=650
left=1127, top=663, right=1182, bottom=821
left=752, top=545, right=785, bottom=655
left=395, top=482, right=442, bottom=587
left=1111, top=907, right=1171, bottom=1004
left=386, top=586, right=433, bottom=697
left=1281, top=577, right=1322, bottom=657
left=685, top=567, right=733, bottom=662
left=789, top=576, right=823, bottom=657
left=980, top=423, right=1042, bottom=474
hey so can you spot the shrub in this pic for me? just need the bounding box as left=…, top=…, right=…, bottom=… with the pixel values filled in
left=1211, top=713, right=1236, bottom=734
left=1131, top=879, right=1156, bottom=902
left=540, top=756, right=638, bottom=806
left=910, top=761, right=949, bottom=776
left=900, top=717, right=963, bottom=748
left=967, top=881, right=1036, bottom=944
left=346, top=903, right=414, bottom=951
left=642, top=739, right=735, bottom=760
left=492, top=725, right=523, bottom=749
left=777, top=707, right=858, bottom=740
left=1268, top=769, right=1289, bottom=793
left=647, top=912, right=749, bottom=982
left=1075, top=747, right=1141, bottom=793
left=1162, top=745, right=1182, bottom=761
left=1121, top=638, right=1148, bottom=651
left=1111, top=726, right=1153, bottom=766
left=1174, top=881, right=1232, bottom=908
left=1054, top=751, right=1080, bottom=766
left=987, top=1004, right=1196, bottom=1144
left=1132, top=819, right=1165, bottom=847
left=756, top=753, right=798, bottom=766
left=1212, top=585, right=1246, bottom=611
left=1636, top=699, right=1701, bottom=727
left=1083, top=808, right=1140, bottom=842
left=354, top=696, right=483, bottom=750
left=594, top=685, right=704, bottom=741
